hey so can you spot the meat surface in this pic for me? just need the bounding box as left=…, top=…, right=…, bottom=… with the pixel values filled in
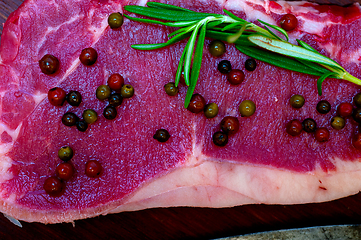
left=1, top=0, right=361, bottom=223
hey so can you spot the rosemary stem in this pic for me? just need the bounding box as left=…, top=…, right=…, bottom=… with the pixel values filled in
left=343, top=72, right=361, bottom=85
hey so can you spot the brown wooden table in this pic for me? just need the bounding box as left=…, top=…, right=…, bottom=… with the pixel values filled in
left=1, top=0, right=361, bottom=239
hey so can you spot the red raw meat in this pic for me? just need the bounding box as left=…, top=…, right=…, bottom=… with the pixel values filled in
left=1, top=0, right=361, bottom=223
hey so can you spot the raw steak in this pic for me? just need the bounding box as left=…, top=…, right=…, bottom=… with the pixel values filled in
left=1, top=0, right=361, bottom=224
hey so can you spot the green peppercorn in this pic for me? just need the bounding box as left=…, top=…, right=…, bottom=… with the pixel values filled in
left=204, top=103, right=219, bottom=118
left=83, top=109, right=98, bottom=124
left=121, top=84, right=134, bottom=98
left=239, top=100, right=256, bottom=117
left=290, top=94, right=305, bottom=109
left=108, top=12, right=124, bottom=29
left=164, top=82, right=178, bottom=96
left=58, top=146, right=73, bottom=162
left=209, top=40, right=226, bottom=57
left=331, top=116, right=345, bottom=130
left=96, top=85, right=111, bottom=100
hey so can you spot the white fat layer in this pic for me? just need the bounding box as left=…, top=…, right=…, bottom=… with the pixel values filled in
left=0, top=156, right=14, bottom=183
left=114, top=154, right=361, bottom=212
left=225, top=0, right=276, bottom=25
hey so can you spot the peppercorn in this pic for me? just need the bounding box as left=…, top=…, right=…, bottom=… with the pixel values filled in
left=217, top=60, right=232, bottom=74
left=164, top=82, right=179, bottom=96
left=302, top=118, right=317, bottom=133
left=353, top=108, right=361, bottom=123
left=61, top=112, right=78, bottom=126
left=354, top=93, right=361, bottom=108
left=108, top=93, right=123, bottom=107
left=48, top=87, right=66, bottom=106
left=286, top=119, right=302, bottom=136
left=108, top=12, right=124, bottom=29
left=96, top=85, right=111, bottom=100
left=209, top=40, right=226, bottom=57
left=120, top=84, right=134, bottom=98
left=239, top=100, right=256, bottom=117
left=66, top=90, right=82, bottom=107
left=316, top=100, right=331, bottom=114
left=58, top=146, right=73, bottom=162
left=204, top=103, right=219, bottom=118
left=187, top=94, right=206, bottom=113
left=79, top=48, right=98, bottom=66
left=221, top=116, right=240, bottom=135
left=43, top=176, right=64, bottom=196
left=353, top=133, right=361, bottom=149
left=227, top=69, right=245, bottom=85
left=315, top=128, right=329, bottom=142
left=107, top=73, right=124, bottom=91
left=213, top=131, right=228, bottom=146
left=103, top=105, right=117, bottom=120
left=331, top=116, right=345, bottom=130
left=337, top=102, right=353, bottom=117
left=83, top=109, right=98, bottom=124
left=153, top=129, right=170, bottom=142
left=76, top=120, right=88, bottom=132
left=245, top=59, right=257, bottom=71
left=290, top=94, right=305, bottom=109
left=39, top=54, right=60, bottom=75
left=280, top=14, right=298, bottom=31
left=56, top=162, right=74, bottom=181
left=85, top=160, right=102, bottom=178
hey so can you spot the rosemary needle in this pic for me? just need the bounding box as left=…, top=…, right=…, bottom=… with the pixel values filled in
left=124, top=2, right=361, bottom=107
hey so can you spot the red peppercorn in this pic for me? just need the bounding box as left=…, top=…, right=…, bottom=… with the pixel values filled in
left=286, top=119, right=302, bottom=136
left=187, top=94, right=206, bottom=113
left=353, top=133, right=361, bottom=149
left=220, top=116, right=240, bottom=134
left=39, top=54, right=60, bottom=75
left=79, top=48, right=98, bottom=66
left=43, top=176, right=64, bottom=196
left=280, top=14, right=298, bottom=31
left=337, top=102, right=353, bottom=117
left=85, top=160, right=102, bottom=178
left=56, top=162, right=74, bottom=181
left=107, top=73, right=124, bottom=91
left=48, top=87, right=66, bottom=106
left=227, top=69, right=245, bottom=85
left=315, top=127, right=329, bottom=142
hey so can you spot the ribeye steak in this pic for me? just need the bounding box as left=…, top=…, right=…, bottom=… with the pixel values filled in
left=1, top=0, right=361, bottom=223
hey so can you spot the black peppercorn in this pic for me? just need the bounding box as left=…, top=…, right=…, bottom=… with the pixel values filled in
left=153, top=129, right=170, bottom=142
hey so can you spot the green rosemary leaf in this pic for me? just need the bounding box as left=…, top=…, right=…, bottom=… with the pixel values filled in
left=296, top=58, right=339, bottom=77
left=185, top=22, right=208, bottom=108
left=175, top=41, right=190, bottom=87
left=221, top=22, right=243, bottom=31
left=296, top=39, right=318, bottom=53
left=207, top=20, right=224, bottom=29
left=248, top=35, right=345, bottom=72
left=235, top=45, right=330, bottom=76
left=258, top=19, right=289, bottom=41
left=261, top=25, right=283, bottom=41
left=317, top=72, right=337, bottom=95
left=146, top=2, right=195, bottom=12
left=124, top=14, right=197, bottom=28
left=223, top=9, right=246, bottom=23
left=168, top=24, right=195, bottom=38
left=184, top=22, right=202, bottom=86
left=131, top=32, right=191, bottom=50
left=206, top=30, right=255, bottom=46
left=124, top=5, right=219, bottom=21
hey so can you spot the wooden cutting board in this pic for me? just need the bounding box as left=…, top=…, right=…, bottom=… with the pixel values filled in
left=1, top=0, right=361, bottom=239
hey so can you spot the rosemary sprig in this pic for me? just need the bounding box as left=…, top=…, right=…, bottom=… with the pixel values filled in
left=124, top=2, right=361, bottom=107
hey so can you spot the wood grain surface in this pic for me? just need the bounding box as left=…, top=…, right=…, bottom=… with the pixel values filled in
left=1, top=0, right=361, bottom=239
